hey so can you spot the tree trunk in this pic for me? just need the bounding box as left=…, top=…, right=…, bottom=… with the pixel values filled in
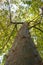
left=4, top=23, right=42, bottom=65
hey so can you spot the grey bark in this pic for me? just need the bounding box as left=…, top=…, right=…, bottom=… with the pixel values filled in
left=4, top=23, right=42, bottom=65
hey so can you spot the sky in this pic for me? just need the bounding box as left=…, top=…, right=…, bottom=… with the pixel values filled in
left=0, top=1, right=28, bottom=13
left=0, top=1, right=28, bottom=63
left=0, top=53, right=5, bottom=64
left=0, top=0, right=43, bottom=64
left=0, top=55, right=3, bottom=63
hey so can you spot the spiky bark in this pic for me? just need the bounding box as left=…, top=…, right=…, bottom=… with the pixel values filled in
left=5, top=23, right=42, bottom=65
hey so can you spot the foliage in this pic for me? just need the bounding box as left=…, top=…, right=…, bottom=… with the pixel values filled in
left=0, top=0, right=43, bottom=65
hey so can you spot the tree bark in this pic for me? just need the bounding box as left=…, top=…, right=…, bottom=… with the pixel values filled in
left=4, top=23, right=42, bottom=65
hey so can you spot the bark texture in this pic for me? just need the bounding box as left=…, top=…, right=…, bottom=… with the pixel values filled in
left=5, top=23, right=42, bottom=65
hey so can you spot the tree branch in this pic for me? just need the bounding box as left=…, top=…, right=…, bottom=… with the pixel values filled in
left=7, top=0, right=12, bottom=22
left=10, top=14, right=40, bottom=25
left=2, top=25, right=16, bottom=50
left=34, top=27, right=43, bottom=32
left=29, top=21, right=41, bottom=29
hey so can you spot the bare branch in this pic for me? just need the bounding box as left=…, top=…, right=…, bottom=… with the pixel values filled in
left=10, top=14, right=40, bottom=25
left=34, top=27, right=43, bottom=32
left=7, top=0, right=12, bottom=22
left=29, top=21, right=41, bottom=29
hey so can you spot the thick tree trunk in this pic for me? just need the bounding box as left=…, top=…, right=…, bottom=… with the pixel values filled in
left=4, top=23, right=42, bottom=65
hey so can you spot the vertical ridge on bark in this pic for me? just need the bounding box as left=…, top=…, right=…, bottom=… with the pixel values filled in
left=5, top=23, right=42, bottom=65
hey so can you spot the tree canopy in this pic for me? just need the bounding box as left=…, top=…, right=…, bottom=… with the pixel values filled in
left=0, top=0, right=43, bottom=65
